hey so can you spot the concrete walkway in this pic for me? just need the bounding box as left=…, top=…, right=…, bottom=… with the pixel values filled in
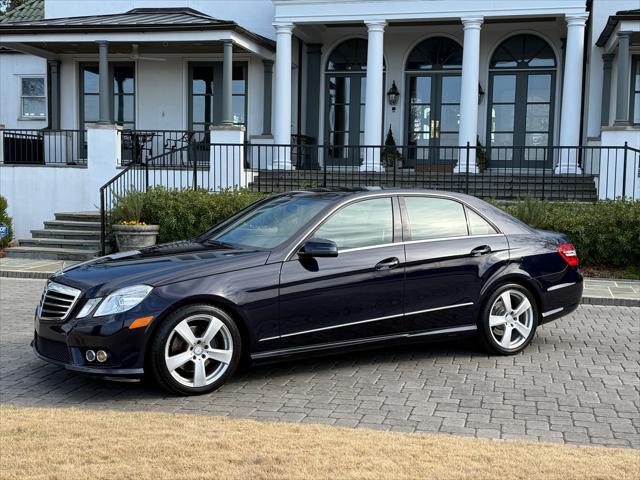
left=0, top=257, right=638, bottom=306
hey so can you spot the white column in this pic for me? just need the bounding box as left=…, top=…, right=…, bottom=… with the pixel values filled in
left=210, top=126, right=247, bottom=190
left=361, top=20, right=386, bottom=172
left=556, top=13, right=588, bottom=174
left=273, top=22, right=293, bottom=169
left=455, top=16, right=483, bottom=173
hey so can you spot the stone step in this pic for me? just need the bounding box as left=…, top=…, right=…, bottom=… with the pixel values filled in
left=54, top=211, right=101, bottom=223
left=18, top=238, right=100, bottom=250
left=4, top=246, right=98, bottom=261
left=43, top=220, right=102, bottom=232
left=31, top=229, right=101, bottom=240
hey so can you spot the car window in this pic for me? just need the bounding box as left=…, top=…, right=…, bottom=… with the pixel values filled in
left=403, top=196, right=468, bottom=240
left=466, top=208, right=498, bottom=235
left=314, top=198, right=393, bottom=250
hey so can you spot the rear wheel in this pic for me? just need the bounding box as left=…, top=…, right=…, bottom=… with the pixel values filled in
left=148, top=304, right=241, bottom=395
left=479, top=284, right=538, bottom=355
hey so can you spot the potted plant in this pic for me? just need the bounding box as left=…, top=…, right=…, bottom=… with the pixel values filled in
left=382, top=126, right=402, bottom=169
left=111, top=190, right=159, bottom=251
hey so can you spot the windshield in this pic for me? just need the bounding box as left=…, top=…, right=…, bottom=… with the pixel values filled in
left=202, top=194, right=333, bottom=249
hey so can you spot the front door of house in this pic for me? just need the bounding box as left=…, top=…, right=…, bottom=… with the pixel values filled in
left=405, top=73, right=461, bottom=169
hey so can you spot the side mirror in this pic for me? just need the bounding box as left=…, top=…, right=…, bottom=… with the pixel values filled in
left=299, top=238, right=338, bottom=258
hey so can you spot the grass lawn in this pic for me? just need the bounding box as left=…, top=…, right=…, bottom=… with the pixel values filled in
left=1, top=405, right=637, bottom=480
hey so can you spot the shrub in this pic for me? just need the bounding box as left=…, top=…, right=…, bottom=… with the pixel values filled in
left=0, top=194, right=13, bottom=249
left=496, top=199, right=640, bottom=268
left=137, top=188, right=265, bottom=244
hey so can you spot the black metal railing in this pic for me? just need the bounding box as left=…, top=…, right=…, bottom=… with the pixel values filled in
left=100, top=142, right=640, bottom=254
left=100, top=142, right=211, bottom=254
left=1, top=129, right=86, bottom=165
left=120, top=129, right=207, bottom=166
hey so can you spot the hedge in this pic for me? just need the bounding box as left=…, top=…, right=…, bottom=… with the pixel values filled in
left=111, top=187, right=265, bottom=244
left=495, top=198, right=640, bottom=269
left=0, top=194, right=13, bottom=249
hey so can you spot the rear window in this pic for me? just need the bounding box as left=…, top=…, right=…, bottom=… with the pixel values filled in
left=403, top=197, right=468, bottom=240
left=466, top=208, right=498, bottom=235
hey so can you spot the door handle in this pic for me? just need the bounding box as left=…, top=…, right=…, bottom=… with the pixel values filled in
left=434, top=120, right=440, bottom=139
left=375, top=257, right=400, bottom=270
left=470, top=245, right=492, bottom=256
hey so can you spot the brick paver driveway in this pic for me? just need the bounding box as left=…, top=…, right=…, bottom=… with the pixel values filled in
left=1, top=278, right=638, bottom=448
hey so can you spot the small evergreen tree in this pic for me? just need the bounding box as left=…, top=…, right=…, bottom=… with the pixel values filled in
left=382, top=125, right=401, bottom=168
left=0, top=195, right=13, bottom=250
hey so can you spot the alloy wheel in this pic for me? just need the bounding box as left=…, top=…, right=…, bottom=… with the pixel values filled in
left=488, top=289, right=534, bottom=350
left=164, top=314, right=233, bottom=388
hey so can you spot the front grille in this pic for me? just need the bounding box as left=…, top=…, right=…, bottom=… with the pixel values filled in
left=35, top=335, right=71, bottom=363
left=38, top=282, right=81, bottom=320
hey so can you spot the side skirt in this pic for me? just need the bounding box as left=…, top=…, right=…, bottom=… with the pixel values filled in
left=250, top=324, right=477, bottom=361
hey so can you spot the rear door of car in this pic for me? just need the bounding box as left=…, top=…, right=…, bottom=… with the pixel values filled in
left=400, top=195, right=509, bottom=332
left=277, top=196, right=406, bottom=349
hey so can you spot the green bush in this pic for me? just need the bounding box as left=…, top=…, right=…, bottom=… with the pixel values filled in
left=0, top=194, right=13, bottom=249
left=496, top=199, right=640, bottom=268
left=131, top=187, right=265, bottom=244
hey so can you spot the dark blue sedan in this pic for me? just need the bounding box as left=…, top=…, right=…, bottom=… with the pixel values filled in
left=34, top=189, right=582, bottom=395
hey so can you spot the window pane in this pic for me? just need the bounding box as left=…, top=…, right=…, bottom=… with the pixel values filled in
left=526, top=104, right=550, bottom=132
left=634, top=94, right=640, bottom=124
left=410, top=76, right=431, bottom=103
left=314, top=198, right=393, bottom=249
left=492, top=105, right=515, bottom=132
left=192, top=66, right=214, bottom=94
left=440, top=104, right=460, bottom=131
left=83, top=95, right=99, bottom=122
left=408, top=105, right=431, bottom=134
left=232, top=96, right=245, bottom=124
left=114, top=95, right=134, bottom=124
left=492, top=75, right=516, bottom=103
left=21, top=77, right=44, bottom=96
left=527, top=74, right=551, bottom=102
left=404, top=197, right=468, bottom=240
left=525, top=133, right=548, bottom=148
left=232, top=66, right=245, bottom=94
left=22, top=98, right=46, bottom=117
left=192, top=95, right=214, bottom=124
left=83, top=65, right=99, bottom=94
left=113, top=66, right=134, bottom=94
left=441, top=76, right=461, bottom=103
left=467, top=209, right=497, bottom=235
left=329, top=104, right=349, bottom=132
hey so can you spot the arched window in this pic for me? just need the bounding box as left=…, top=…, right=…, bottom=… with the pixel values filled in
left=325, top=39, right=385, bottom=164
left=487, top=34, right=557, bottom=168
left=406, top=37, right=463, bottom=71
left=404, top=37, right=463, bottom=167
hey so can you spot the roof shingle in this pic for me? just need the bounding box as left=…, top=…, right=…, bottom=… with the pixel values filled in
left=0, top=0, right=44, bottom=23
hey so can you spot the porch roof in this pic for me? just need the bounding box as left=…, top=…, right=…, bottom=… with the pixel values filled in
left=596, top=9, right=640, bottom=48
left=0, top=7, right=275, bottom=59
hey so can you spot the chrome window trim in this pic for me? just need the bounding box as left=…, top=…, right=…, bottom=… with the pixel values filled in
left=285, top=192, right=476, bottom=261
left=547, top=282, right=576, bottom=292
left=259, top=301, right=474, bottom=342
left=542, top=307, right=564, bottom=317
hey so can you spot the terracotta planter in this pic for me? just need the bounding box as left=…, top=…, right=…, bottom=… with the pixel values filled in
left=112, top=224, right=160, bottom=252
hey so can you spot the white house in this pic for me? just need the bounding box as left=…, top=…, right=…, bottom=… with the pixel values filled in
left=0, top=0, right=639, bottom=256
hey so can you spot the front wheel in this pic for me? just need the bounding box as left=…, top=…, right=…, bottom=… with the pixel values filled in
left=148, top=304, right=241, bottom=395
left=479, top=284, right=538, bottom=355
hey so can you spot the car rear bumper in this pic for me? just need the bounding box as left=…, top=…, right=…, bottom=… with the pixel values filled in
left=535, top=267, right=583, bottom=324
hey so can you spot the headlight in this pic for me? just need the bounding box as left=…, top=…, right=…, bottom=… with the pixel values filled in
left=77, top=298, right=102, bottom=318
left=94, top=285, right=153, bottom=317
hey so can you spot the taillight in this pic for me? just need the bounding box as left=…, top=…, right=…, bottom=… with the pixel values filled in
left=558, top=244, right=578, bottom=267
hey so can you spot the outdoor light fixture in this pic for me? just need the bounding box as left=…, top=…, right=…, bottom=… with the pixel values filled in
left=387, top=81, right=400, bottom=111
left=478, top=83, right=485, bottom=104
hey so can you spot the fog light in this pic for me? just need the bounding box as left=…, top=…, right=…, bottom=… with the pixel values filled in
left=96, top=350, right=108, bottom=363
left=85, top=350, right=96, bottom=362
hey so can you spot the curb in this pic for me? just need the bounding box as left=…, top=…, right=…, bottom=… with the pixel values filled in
left=1, top=270, right=638, bottom=307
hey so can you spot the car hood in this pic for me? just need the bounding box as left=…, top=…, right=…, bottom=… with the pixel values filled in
left=51, top=240, right=271, bottom=297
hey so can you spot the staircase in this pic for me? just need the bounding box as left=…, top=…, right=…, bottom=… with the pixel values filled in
left=5, top=211, right=101, bottom=261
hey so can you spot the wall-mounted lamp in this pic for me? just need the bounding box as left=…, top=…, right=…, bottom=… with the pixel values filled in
left=387, top=81, right=400, bottom=111
left=478, top=83, right=485, bottom=105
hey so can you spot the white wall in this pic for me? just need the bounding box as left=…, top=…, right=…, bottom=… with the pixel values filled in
left=0, top=53, right=47, bottom=129
left=45, top=0, right=276, bottom=39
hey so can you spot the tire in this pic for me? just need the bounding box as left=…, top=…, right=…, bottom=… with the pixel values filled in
left=148, top=304, right=242, bottom=395
left=478, top=283, right=538, bottom=355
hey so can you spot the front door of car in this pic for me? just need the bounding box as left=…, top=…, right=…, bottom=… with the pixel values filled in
left=278, top=197, right=406, bottom=349
left=400, top=196, right=509, bottom=332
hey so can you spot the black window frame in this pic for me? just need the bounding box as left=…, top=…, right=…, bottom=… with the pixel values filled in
left=630, top=55, right=640, bottom=125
